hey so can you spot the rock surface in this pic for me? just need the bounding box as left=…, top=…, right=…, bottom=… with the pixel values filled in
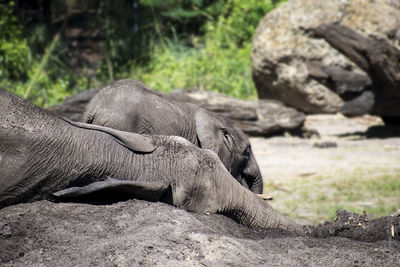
left=167, top=89, right=305, bottom=136
left=252, top=0, right=400, bottom=114
left=0, top=200, right=399, bottom=266
left=47, top=89, right=100, bottom=122
left=308, top=23, right=400, bottom=121
left=49, top=88, right=306, bottom=137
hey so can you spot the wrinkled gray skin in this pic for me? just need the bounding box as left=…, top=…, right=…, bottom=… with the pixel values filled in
left=0, top=89, right=303, bottom=235
left=83, top=79, right=263, bottom=194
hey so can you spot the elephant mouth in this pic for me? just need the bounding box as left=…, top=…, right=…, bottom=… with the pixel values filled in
left=241, top=172, right=263, bottom=194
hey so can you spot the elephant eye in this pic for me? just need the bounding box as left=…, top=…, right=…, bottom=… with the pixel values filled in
left=243, top=146, right=250, bottom=157
left=222, top=128, right=230, bottom=141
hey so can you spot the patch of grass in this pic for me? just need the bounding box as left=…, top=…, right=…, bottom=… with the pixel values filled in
left=122, top=0, right=286, bottom=99
left=128, top=40, right=257, bottom=99
left=264, top=168, right=400, bottom=224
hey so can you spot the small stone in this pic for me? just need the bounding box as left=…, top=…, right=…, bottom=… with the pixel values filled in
left=313, top=141, right=337, bottom=148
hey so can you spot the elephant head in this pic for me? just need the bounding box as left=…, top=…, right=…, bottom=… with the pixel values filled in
left=195, top=109, right=263, bottom=194
left=0, top=89, right=302, bottom=235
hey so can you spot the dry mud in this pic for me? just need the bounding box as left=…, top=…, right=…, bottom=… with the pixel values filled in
left=0, top=200, right=399, bottom=266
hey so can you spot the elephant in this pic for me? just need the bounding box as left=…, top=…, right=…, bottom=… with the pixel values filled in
left=82, top=79, right=264, bottom=194
left=0, top=89, right=303, bottom=235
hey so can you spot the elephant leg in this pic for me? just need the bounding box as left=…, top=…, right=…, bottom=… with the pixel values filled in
left=54, top=177, right=171, bottom=202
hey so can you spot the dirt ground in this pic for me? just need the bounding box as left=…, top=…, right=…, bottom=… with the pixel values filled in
left=1, top=199, right=399, bottom=266
left=251, top=114, right=400, bottom=224
left=253, top=114, right=400, bottom=183
left=1, top=114, right=399, bottom=266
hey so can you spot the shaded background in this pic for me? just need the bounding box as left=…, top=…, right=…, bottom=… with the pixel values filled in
left=1, top=0, right=283, bottom=106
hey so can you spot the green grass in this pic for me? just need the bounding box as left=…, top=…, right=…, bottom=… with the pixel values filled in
left=121, top=0, right=287, bottom=99
left=126, top=40, right=256, bottom=99
left=2, top=1, right=287, bottom=105
left=264, top=168, right=400, bottom=224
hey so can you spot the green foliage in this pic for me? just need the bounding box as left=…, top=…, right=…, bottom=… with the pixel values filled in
left=142, top=0, right=208, bottom=19
left=1, top=0, right=286, bottom=105
left=96, top=0, right=226, bottom=81
left=6, top=73, right=72, bottom=107
left=0, top=1, right=90, bottom=107
left=0, top=1, right=31, bottom=80
left=125, top=0, right=286, bottom=98
left=132, top=39, right=254, bottom=98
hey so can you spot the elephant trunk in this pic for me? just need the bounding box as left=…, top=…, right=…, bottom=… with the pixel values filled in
left=242, top=155, right=264, bottom=194
left=245, top=172, right=263, bottom=194
left=221, top=171, right=304, bottom=235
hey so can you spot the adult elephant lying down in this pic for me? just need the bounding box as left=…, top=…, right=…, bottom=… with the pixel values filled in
left=0, top=89, right=303, bottom=235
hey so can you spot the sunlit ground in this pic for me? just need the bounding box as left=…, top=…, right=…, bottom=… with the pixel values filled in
left=252, top=114, right=400, bottom=225
left=264, top=168, right=400, bottom=224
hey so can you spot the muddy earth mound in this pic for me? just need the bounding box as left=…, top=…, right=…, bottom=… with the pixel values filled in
left=1, top=200, right=399, bottom=266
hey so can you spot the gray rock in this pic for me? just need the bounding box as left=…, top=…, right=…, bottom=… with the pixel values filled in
left=252, top=0, right=400, bottom=114
left=308, top=23, right=400, bottom=122
left=48, top=89, right=100, bottom=121
left=167, top=89, right=306, bottom=136
left=1, top=200, right=399, bottom=266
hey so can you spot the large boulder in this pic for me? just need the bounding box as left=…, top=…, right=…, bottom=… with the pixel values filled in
left=252, top=0, right=400, bottom=114
left=308, top=23, right=400, bottom=123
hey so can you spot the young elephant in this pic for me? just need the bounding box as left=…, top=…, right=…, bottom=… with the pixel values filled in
left=83, top=79, right=264, bottom=194
left=0, top=89, right=303, bottom=235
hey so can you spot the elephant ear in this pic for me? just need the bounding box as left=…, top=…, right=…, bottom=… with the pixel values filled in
left=194, top=109, right=224, bottom=152
left=54, top=177, right=170, bottom=202
left=60, top=118, right=157, bottom=153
